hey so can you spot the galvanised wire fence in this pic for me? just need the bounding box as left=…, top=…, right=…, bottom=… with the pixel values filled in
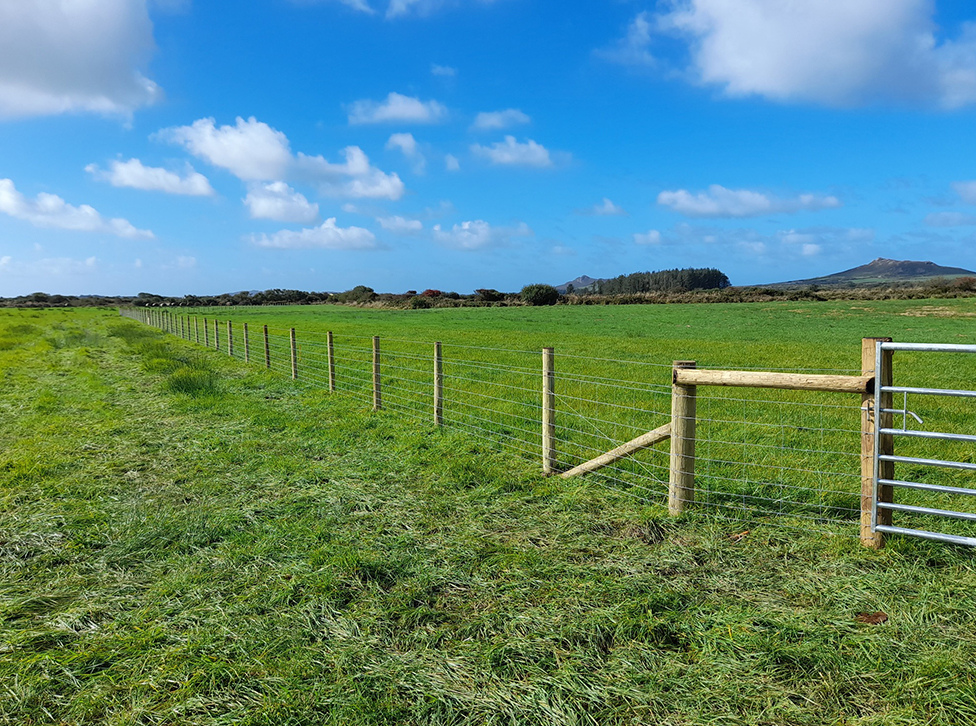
left=120, top=307, right=976, bottom=544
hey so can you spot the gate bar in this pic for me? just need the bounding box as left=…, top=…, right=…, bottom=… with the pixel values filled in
left=878, top=502, right=976, bottom=523
left=881, top=429, right=976, bottom=444
left=882, top=385, right=976, bottom=399
left=875, top=525, right=976, bottom=548
left=879, top=454, right=976, bottom=472
left=880, top=342, right=976, bottom=353
left=882, top=478, right=976, bottom=497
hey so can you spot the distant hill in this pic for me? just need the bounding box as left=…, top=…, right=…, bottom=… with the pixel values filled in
left=767, top=258, right=976, bottom=288
left=555, top=275, right=600, bottom=293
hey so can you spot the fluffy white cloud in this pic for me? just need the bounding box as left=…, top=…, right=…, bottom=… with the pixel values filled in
left=952, top=181, right=976, bottom=204
left=432, top=219, right=532, bottom=250
left=244, top=182, right=319, bottom=223
left=470, top=136, right=553, bottom=167
left=347, top=92, right=447, bottom=124
left=634, top=229, right=662, bottom=245
left=0, top=178, right=153, bottom=239
left=158, top=117, right=404, bottom=200
left=251, top=218, right=377, bottom=250
left=471, top=108, right=531, bottom=130
left=378, top=215, right=423, bottom=234
left=0, top=0, right=160, bottom=118
left=386, top=132, right=426, bottom=173
left=608, top=0, right=976, bottom=108
left=85, top=159, right=214, bottom=196
left=445, top=154, right=460, bottom=171
left=590, top=197, right=627, bottom=216
left=296, top=147, right=405, bottom=200
left=657, top=185, right=841, bottom=218
left=157, top=117, right=292, bottom=181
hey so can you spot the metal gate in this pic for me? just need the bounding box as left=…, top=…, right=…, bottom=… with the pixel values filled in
left=872, top=342, right=976, bottom=546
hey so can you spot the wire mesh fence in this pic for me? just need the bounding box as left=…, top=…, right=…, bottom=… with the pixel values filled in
left=122, top=307, right=975, bottom=541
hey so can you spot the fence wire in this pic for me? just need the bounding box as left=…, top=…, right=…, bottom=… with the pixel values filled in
left=122, top=308, right=906, bottom=537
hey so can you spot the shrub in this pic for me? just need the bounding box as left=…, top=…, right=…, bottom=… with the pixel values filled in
left=520, top=283, right=560, bottom=306
left=409, top=296, right=433, bottom=309
left=474, top=288, right=505, bottom=303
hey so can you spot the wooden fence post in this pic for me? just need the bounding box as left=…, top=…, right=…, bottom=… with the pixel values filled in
left=542, top=347, right=556, bottom=474
left=214, top=319, right=219, bottom=351
left=290, top=328, right=298, bottom=379
left=204, top=317, right=210, bottom=347
left=669, top=360, right=697, bottom=515
left=861, top=337, right=893, bottom=548
left=263, top=325, right=271, bottom=368
left=372, top=336, right=382, bottom=411
left=227, top=321, right=233, bottom=357
left=434, top=341, right=443, bottom=426
left=194, top=317, right=199, bottom=344
left=243, top=323, right=250, bottom=363
left=327, top=331, right=336, bottom=392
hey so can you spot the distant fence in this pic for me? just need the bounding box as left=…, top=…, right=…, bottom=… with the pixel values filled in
left=120, top=307, right=976, bottom=549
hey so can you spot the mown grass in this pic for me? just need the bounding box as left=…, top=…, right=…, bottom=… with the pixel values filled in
left=3, top=308, right=976, bottom=725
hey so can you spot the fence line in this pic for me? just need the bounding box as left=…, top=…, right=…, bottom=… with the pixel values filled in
left=119, top=307, right=976, bottom=548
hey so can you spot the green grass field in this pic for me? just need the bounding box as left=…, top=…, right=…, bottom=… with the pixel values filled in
left=3, top=302, right=976, bottom=725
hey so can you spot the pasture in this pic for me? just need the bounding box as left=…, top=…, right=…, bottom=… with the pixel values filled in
left=2, top=301, right=976, bottom=725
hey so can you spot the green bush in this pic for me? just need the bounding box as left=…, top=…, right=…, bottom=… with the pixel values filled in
left=520, top=283, right=560, bottom=306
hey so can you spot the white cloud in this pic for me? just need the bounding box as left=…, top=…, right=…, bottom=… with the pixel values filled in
left=611, top=0, right=976, bottom=109
left=471, top=108, right=531, bottom=131
left=252, top=218, right=377, bottom=250
left=596, top=11, right=656, bottom=68
left=432, top=219, right=532, bottom=250
left=925, top=211, right=976, bottom=227
left=0, top=178, right=153, bottom=239
left=444, top=154, right=460, bottom=172
left=157, top=116, right=292, bottom=181
left=85, top=158, right=214, bottom=196
left=801, top=243, right=821, bottom=257
left=952, top=181, right=976, bottom=204
left=347, top=92, right=447, bottom=124
left=470, top=136, right=554, bottom=167
left=0, top=0, right=160, bottom=118
left=590, top=197, right=627, bottom=216
left=0, top=255, right=98, bottom=278
left=296, top=147, right=405, bottom=200
left=386, top=132, right=426, bottom=173
left=285, top=0, right=374, bottom=12
left=634, top=229, right=662, bottom=245
left=158, top=117, right=404, bottom=200
left=176, top=255, right=196, bottom=269
left=244, top=182, right=319, bottom=223
left=377, top=215, right=423, bottom=234
left=431, top=64, right=457, bottom=77
left=657, top=184, right=841, bottom=218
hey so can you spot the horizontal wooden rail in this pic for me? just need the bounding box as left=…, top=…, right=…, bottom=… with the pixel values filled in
left=561, top=423, right=671, bottom=479
left=674, top=369, right=873, bottom=395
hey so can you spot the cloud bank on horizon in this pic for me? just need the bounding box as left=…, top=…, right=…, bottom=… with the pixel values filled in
left=2, top=0, right=976, bottom=296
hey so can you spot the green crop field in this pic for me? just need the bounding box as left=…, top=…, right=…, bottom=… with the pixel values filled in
left=3, top=302, right=976, bottom=725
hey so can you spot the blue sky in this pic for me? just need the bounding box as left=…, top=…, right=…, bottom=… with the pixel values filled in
left=3, top=0, right=976, bottom=296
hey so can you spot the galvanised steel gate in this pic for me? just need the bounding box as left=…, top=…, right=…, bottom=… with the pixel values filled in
left=872, top=341, right=976, bottom=547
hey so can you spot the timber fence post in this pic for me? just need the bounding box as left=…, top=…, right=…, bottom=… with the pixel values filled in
left=263, top=325, right=271, bottom=369
left=434, top=341, right=443, bottom=426
left=669, top=360, right=697, bottom=515
left=204, top=317, right=210, bottom=347
left=327, top=331, right=336, bottom=392
left=195, top=317, right=199, bottom=344
left=228, top=321, right=233, bottom=357
left=214, top=319, right=220, bottom=351
left=243, top=323, right=249, bottom=363
left=372, top=336, right=382, bottom=411
left=861, top=337, right=893, bottom=548
left=290, top=328, right=298, bottom=379
left=542, top=347, right=556, bottom=475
